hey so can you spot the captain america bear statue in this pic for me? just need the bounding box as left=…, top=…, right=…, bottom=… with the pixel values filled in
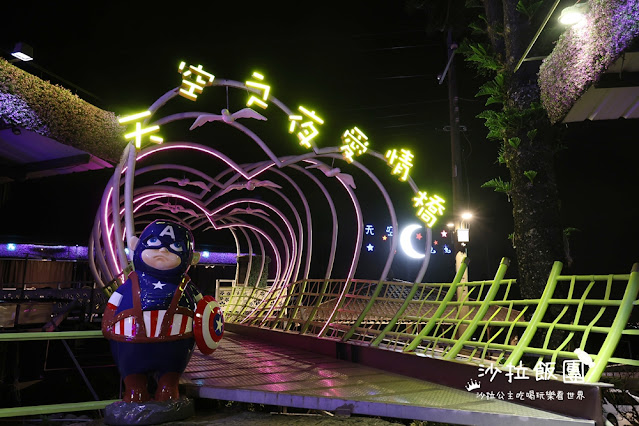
left=102, top=219, right=224, bottom=411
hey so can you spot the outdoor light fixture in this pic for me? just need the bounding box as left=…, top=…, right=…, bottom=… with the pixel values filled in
left=515, top=0, right=588, bottom=72
left=11, top=42, right=34, bottom=61
left=559, top=2, right=589, bottom=25
left=457, top=211, right=473, bottom=243
left=457, top=228, right=470, bottom=243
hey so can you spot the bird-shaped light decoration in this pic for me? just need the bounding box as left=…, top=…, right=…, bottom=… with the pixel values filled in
left=189, top=108, right=267, bottom=130
left=305, top=163, right=356, bottom=189
left=148, top=202, right=199, bottom=217
left=219, top=179, right=281, bottom=196
left=228, top=207, right=269, bottom=216
left=154, top=177, right=211, bottom=192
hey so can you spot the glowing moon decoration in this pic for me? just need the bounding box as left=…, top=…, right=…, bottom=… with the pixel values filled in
left=400, top=224, right=425, bottom=259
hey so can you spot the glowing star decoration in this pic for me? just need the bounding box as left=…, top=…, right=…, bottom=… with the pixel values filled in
left=178, top=61, right=214, bottom=101
left=119, top=111, right=163, bottom=150
left=413, top=191, right=446, bottom=228
left=382, top=235, right=387, bottom=241
left=340, top=127, right=369, bottom=163
left=441, top=230, right=448, bottom=238
left=366, top=243, right=374, bottom=252
left=385, top=148, right=414, bottom=182
left=246, top=71, right=270, bottom=109
left=288, top=106, right=324, bottom=149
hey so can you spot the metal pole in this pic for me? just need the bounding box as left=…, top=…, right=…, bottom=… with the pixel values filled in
left=514, top=0, right=562, bottom=72
left=445, top=29, right=465, bottom=253
left=444, top=28, right=470, bottom=335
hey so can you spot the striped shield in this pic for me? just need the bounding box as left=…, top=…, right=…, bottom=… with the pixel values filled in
left=193, top=295, right=224, bottom=355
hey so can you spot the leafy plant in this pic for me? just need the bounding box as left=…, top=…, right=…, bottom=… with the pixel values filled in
left=476, top=109, right=507, bottom=140
left=481, top=177, right=512, bottom=196
left=523, top=170, right=537, bottom=183
left=563, top=227, right=580, bottom=237
left=476, top=73, right=505, bottom=106
left=497, top=144, right=507, bottom=164
left=516, top=0, right=544, bottom=21
left=468, top=19, right=487, bottom=35
left=463, top=42, right=500, bottom=73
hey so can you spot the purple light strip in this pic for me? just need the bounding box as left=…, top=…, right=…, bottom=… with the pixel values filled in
left=0, top=244, right=88, bottom=260
left=1, top=243, right=238, bottom=264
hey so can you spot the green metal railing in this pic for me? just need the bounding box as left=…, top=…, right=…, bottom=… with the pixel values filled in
left=0, top=330, right=119, bottom=419
left=4, top=257, right=635, bottom=418
left=222, top=257, right=639, bottom=383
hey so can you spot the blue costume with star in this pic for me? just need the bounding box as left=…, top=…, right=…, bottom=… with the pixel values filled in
left=102, top=220, right=202, bottom=402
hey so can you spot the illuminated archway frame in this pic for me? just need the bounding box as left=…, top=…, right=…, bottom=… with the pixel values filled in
left=90, top=64, right=443, bottom=338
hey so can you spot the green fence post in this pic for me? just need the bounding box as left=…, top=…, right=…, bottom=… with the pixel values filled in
left=444, top=257, right=510, bottom=360
left=403, top=257, right=469, bottom=352
left=341, top=281, right=385, bottom=342
left=367, top=280, right=422, bottom=347
left=318, top=280, right=353, bottom=338
left=584, top=263, right=639, bottom=382
left=285, top=280, right=307, bottom=331
left=504, top=261, right=563, bottom=367
left=300, top=280, right=331, bottom=334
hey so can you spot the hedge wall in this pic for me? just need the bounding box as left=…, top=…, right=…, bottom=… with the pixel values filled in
left=0, top=57, right=124, bottom=162
left=538, top=0, right=639, bottom=124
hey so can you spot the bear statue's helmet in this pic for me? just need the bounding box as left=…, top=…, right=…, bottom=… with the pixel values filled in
left=132, top=220, right=194, bottom=279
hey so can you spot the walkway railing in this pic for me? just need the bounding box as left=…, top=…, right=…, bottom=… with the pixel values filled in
left=223, top=258, right=639, bottom=383
left=1, top=257, right=636, bottom=420
left=0, top=331, right=118, bottom=419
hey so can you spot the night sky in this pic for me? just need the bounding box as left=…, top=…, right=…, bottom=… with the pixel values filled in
left=2, top=1, right=638, bottom=281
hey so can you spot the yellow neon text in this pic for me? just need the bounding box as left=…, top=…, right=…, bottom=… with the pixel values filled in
left=340, top=126, right=369, bottom=163
left=178, top=61, right=214, bottom=101
left=246, top=71, right=270, bottom=109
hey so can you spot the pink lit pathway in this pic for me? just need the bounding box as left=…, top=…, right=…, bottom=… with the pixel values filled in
left=181, top=331, right=592, bottom=425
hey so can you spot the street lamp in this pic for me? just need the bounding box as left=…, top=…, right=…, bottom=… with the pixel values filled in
left=454, top=211, right=472, bottom=337
left=457, top=212, right=472, bottom=244
left=515, top=0, right=590, bottom=72
left=559, top=2, right=589, bottom=26
left=10, top=42, right=34, bottom=62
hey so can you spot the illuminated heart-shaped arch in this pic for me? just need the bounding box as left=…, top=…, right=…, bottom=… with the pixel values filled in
left=90, top=66, right=442, bottom=335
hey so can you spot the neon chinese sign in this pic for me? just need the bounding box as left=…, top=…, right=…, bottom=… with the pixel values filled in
left=178, top=62, right=215, bottom=101
left=121, top=60, right=445, bottom=232
left=118, top=111, right=163, bottom=150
